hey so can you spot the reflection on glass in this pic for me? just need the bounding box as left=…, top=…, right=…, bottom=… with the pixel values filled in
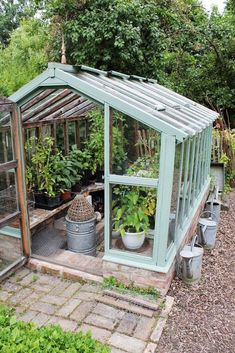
left=56, top=124, right=65, bottom=153
left=110, top=184, right=157, bottom=258
left=167, top=143, right=182, bottom=247
left=0, top=171, right=17, bottom=219
left=0, top=127, right=13, bottom=164
left=69, top=121, right=76, bottom=147
left=111, top=112, right=161, bottom=178
left=0, top=218, right=22, bottom=273
left=79, top=120, right=88, bottom=148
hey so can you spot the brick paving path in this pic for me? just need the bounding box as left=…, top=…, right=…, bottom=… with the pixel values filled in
left=0, top=268, right=173, bottom=353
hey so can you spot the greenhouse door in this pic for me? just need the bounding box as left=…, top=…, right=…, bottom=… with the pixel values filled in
left=0, top=100, right=29, bottom=279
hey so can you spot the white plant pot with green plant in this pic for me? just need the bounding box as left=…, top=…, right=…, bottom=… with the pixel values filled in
left=113, top=187, right=151, bottom=250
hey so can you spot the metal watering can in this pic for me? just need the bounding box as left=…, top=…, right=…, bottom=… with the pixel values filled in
left=198, top=210, right=218, bottom=249
left=205, top=199, right=221, bottom=223
left=179, top=235, right=204, bottom=284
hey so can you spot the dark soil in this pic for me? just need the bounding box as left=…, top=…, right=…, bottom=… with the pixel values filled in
left=157, top=191, right=235, bottom=353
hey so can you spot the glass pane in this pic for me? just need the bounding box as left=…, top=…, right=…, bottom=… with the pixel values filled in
left=79, top=120, right=88, bottom=148
left=68, top=121, right=76, bottom=148
left=0, top=171, right=17, bottom=219
left=167, top=143, right=182, bottom=247
left=56, top=123, right=65, bottom=153
left=0, top=126, right=13, bottom=164
left=110, top=184, right=157, bottom=258
left=0, top=218, right=23, bottom=273
left=111, top=112, right=161, bottom=178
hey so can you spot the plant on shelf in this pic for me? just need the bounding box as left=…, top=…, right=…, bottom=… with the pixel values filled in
left=25, top=135, right=62, bottom=206
left=84, top=108, right=126, bottom=179
left=56, top=145, right=91, bottom=198
left=112, top=185, right=154, bottom=250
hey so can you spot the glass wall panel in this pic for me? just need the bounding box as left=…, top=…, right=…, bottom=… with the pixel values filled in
left=0, top=170, right=17, bottom=219
left=167, top=142, right=182, bottom=247
left=0, top=127, right=13, bottom=164
left=56, top=123, right=65, bottom=153
left=111, top=112, right=161, bottom=178
left=79, top=120, right=88, bottom=148
left=110, top=184, right=157, bottom=258
left=0, top=218, right=23, bottom=273
left=68, top=121, right=76, bottom=147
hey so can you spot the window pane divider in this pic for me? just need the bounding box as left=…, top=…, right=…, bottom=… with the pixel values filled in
left=0, top=160, right=17, bottom=172
left=0, top=211, right=21, bottom=228
left=108, top=174, right=158, bottom=188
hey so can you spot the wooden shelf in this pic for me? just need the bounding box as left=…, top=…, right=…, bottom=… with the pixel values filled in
left=29, top=183, right=104, bottom=230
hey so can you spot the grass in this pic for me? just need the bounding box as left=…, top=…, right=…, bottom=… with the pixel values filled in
left=0, top=304, right=110, bottom=353
left=103, top=276, right=160, bottom=300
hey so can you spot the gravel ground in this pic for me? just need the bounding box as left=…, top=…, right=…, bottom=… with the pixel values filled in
left=157, top=191, right=235, bottom=353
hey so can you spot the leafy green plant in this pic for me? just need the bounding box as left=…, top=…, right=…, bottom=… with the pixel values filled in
left=0, top=304, right=110, bottom=353
left=25, top=135, right=64, bottom=197
left=113, top=186, right=154, bottom=236
left=103, top=276, right=160, bottom=299
left=84, top=108, right=126, bottom=175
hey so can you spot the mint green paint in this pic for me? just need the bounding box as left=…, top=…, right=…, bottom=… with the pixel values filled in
left=155, top=134, right=176, bottom=266
left=108, top=175, right=158, bottom=188
left=9, top=70, right=50, bottom=104
left=186, top=137, right=196, bottom=211
left=55, top=68, right=187, bottom=140
left=181, top=139, right=190, bottom=224
left=174, top=142, right=184, bottom=240
left=104, top=103, right=110, bottom=254
left=193, top=135, right=200, bottom=201
left=0, top=227, right=21, bottom=238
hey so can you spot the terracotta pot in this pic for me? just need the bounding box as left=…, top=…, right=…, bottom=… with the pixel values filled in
left=61, top=190, right=72, bottom=201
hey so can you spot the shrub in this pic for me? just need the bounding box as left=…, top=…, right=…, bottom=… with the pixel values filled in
left=0, top=305, right=110, bottom=353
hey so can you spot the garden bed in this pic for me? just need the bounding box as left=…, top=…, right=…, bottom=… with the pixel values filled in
left=0, top=305, right=109, bottom=353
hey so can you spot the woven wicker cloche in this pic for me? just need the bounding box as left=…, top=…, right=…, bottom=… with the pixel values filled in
left=67, top=195, right=95, bottom=222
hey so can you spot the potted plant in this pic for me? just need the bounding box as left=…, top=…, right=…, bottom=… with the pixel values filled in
left=25, top=135, right=62, bottom=208
left=113, top=186, right=151, bottom=250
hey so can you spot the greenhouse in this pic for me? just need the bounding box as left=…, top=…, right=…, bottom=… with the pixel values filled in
left=0, top=63, right=219, bottom=291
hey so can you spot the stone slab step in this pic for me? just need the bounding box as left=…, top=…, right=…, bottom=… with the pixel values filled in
left=96, top=295, right=155, bottom=317
left=103, top=289, right=162, bottom=312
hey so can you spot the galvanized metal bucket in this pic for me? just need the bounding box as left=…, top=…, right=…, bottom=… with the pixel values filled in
left=198, top=211, right=217, bottom=249
left=179, top=235, right=204, bottom=284
left=65, top=216, right=96, bottom=256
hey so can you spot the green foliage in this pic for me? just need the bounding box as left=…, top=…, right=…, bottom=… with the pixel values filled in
left=25, top=135, right=62, bottom=197
left=44, top=0, right=235, bottom=125
left=103, top=276, right=160, bottom=299
left=55, top=144, right=91, bottom=191
left=0, top=19, right=48, bottom=96
left=112, top=185, right=156, bottom=235
left=0, top=0, right=36, bottom=46
left=84, top=108, right=126, bottom=174
left=0, top=304, right=110, bottom=353
left=25, top=136, right=91, bottom=195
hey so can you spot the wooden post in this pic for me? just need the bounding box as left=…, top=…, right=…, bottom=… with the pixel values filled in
left=2, top=131, right=10, bottom=187
left=12, top=106, right=30, bottom=257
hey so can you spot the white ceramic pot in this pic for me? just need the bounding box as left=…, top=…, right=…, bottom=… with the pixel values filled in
left=122, top=230, right=145, bottom=250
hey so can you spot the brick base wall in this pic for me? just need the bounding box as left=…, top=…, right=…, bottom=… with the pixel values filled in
left=103, top=188, right=209, bottom=295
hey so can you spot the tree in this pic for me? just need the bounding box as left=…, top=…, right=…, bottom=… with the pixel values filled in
left=0, top=19, right=48, bottom=96
left=0, top=0, right=36, bottom=46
